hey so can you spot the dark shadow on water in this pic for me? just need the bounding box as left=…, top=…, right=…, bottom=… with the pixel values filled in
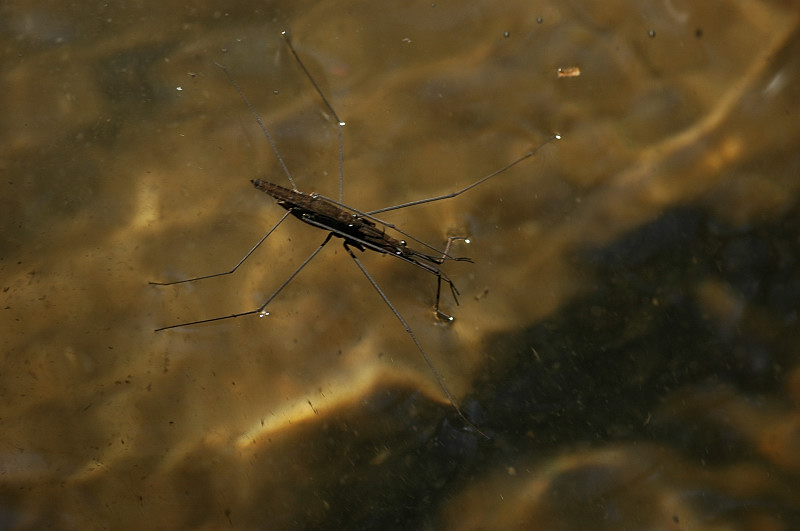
left=243, top=204, right=800, bottom=529
left=479, top=204, right=798, bottom=443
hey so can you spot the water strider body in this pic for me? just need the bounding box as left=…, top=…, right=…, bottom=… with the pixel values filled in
left=151, top=31, right=559, bottom=437
left=253, top=179, right=441, bottom=261
left=251, top=178, right=469, bottom=321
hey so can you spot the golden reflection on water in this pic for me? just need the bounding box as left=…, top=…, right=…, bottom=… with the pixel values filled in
left=2, top=0, right=799, bottom=528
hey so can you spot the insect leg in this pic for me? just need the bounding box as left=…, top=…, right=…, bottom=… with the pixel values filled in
left=439, top=236, right=470, bottom=263
left=368, top=134, right=560, bottom=216
left=434, top=275, right=455, bottom=322
left=281, top=31, right=346, bottom=202
left=214, top=62, right=298, bottom=191
left=309, top=192, right=473, bottom=262
left=153, top=232, right=334, bottom=331
left=431, top=237, right=473, bottom=321
left=342, top=241, right=488, bottom=438
left=299, top=215, right=465, bottom=320
left=150, top=210, right=293, bottom=286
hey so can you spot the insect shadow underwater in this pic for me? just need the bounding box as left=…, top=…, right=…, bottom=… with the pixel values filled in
left=151, top=31, right=559, bottom=437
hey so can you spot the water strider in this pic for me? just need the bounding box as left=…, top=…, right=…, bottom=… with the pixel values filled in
left=151, top=31, right=559, bottom=437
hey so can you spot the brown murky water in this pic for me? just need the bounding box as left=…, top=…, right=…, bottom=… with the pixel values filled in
left=2, top=0, right=799, bottom=529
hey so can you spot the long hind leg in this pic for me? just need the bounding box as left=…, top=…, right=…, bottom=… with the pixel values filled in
left=342, top=241, right=488, bottom=438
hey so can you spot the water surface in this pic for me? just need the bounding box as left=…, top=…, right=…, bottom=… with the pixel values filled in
left=2, top=0, right=799, bottom=528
